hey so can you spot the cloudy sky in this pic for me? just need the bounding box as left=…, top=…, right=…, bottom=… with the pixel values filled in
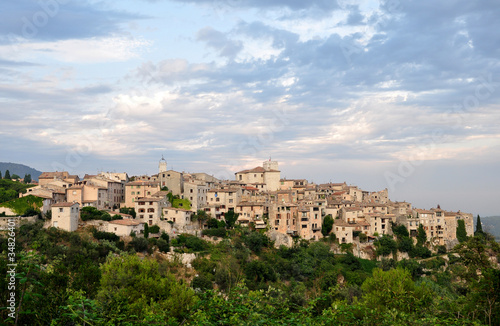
left=1, top=0, right=499, bottom=215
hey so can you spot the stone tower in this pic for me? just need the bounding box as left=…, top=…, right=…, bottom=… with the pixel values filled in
left=263, top=159, right=279, bottom=171
left=159, top=156, right=167, bottom=173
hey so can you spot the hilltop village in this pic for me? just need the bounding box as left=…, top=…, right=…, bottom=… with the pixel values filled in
left=10, top=158, right=473, bottom=254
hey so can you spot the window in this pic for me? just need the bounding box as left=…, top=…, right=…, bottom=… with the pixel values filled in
left=190, top=189, right=193, bottom=193
left=59, top=208, right=63, bottom=213
left=72, top=191, right=77, bottom=195
left=229, top=199, right=233, bottom=203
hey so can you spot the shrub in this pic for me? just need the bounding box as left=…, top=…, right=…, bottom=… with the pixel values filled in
left=149, top=225, right=160, bottom=234
left=92, top=230, right=120, bottom=242
left=119, top=207, right=136, bottom=218
left=128, top=237, right=148, bottom=252
left=191, top=275, right=212, bottom=292
left=157, top=238, right=170, bottom=253
left=244, top=231, right=270, bottom=254
left=185, top=236, right=209, bottom=252
left=81, top=207, right=112, bottom=221
left=160, top=232, right=170, bottom=242
left=202, top=228, right=226, bottom=238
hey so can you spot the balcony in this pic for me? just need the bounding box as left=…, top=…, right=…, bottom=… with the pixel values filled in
left=312, top=226, right=321, bottom=231
left=301, top=218, right=309, bottom=222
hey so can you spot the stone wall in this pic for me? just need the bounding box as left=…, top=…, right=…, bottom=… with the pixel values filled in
left=0, top=207, right=16, bottom=216
left=0, top=216, right=38, bottom=230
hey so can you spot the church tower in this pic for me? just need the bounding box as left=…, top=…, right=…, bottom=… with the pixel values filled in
left=159, top=156, right=167, bottom=173
left=263, top=158, right=279, bottom=171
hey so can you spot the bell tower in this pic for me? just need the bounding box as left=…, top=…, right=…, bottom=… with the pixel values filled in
left=159, top=155, right=167, bottom=173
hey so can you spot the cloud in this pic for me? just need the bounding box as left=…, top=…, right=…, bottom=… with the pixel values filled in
left=0, top=0, right=145, bottom=44
left=197, top=27, right=243, bottom=59
left=166, top=0, right=340, bottom=13
left=0, top=36, right=150, bottom=63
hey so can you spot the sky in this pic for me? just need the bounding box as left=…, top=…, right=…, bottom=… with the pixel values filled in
left=0, top=0, right=499, bottom=216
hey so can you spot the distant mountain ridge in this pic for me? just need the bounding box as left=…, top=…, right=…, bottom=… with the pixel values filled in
left=475, top=215, right=500, bottom=240
left=0, top=162, right=42, bottom=181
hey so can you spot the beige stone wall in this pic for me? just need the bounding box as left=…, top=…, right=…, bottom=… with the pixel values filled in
left=0, top=207, right=16, bottom=216
left=263, top=171, right=280, bottom=191
left=52, top=204, right=79, bottom=232
left=159, top=170, right=184, bottom=196
left=108, top=222, right=144, bottom=237
left=124, top=184, right=160, bottom=208
left=0, top=216, right=38, bottom=230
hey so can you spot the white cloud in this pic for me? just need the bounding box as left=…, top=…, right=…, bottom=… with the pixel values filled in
left=0, top=36, right=150, bottom=63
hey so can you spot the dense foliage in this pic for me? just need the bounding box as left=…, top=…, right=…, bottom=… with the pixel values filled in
left=1, top=222, right=499, bottom=325
left=0, top=179, right=35, bottom=206
left=0, top=194, right=42, bottom=216
left=80, top=207, right=114, bottom=221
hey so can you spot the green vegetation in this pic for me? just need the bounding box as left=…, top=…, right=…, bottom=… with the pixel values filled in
left=80, top=207, right=113, bottom=221
left=0, top=194, right=42, bottom=216
left=172, top=198, right=191, bottom=210
left=457, top=219, right=468, bottom=243
left=321, top=214, right=334, bottom=236
left=0, top=179, right=35, bottom=204
left=119, top=207, right=136, bottom=218
left=1, top=222, right=499, bottom=325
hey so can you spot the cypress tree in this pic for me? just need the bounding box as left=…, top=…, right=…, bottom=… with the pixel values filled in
left=456, top=219, right=467, bottom=243
left=4, top=170, right=11, bottom=179
left=475, top=214, right=483, bottom=236
left=0, top=171, right=2, bottom=179
left=416, top=224, right=426, bottom=245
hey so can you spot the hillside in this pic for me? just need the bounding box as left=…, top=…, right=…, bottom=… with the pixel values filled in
left=0, top=162, right=42, bottom=181
left=481, top=216, right=500, bottom=240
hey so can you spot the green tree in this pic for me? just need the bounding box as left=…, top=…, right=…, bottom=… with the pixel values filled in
left=374, top=234, right=397, bottom=257
left=244, top=231, right=270, bottom=254
left=321, top=214, right=334, bottom=237
left=417, top=223, right=427, bottom=245
left=149, top=224, right=160, bottom=233
left=224, top=210, right=239, bottom=229
left=11, top=174, right=20, bottom=179
left=470, top=268, right=500, bottom=326
left=157, top=238, right=170, bottom=253
left=0, top=171, right=2, bottom=179
left=397, top=236, right=414, bottom=253
left=456, top=219, right=467, bottom=243
left=144, top=223, right=149, bottom=238
left=119, top=207, right=136, bottom=218
left=392, top=222, right=410, bottom=238
left=97, top=254, right=196, bottom=322
left=361, top=268, right=433, bottom=314
left=4, top=169, right=11, bottom=179
left=23, top=174, right=32, bottom=184
left=192, top=209, right=210, bottom=228
left=475, top=214, right=484, bottom=236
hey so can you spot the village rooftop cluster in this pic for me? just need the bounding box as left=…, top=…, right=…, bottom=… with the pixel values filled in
left=17, top=158, right=473, bottom=251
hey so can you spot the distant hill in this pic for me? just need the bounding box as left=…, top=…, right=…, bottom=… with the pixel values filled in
left=475, top=215, right=500, bottom=240
left=0, top=162, right=42, bottom=181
